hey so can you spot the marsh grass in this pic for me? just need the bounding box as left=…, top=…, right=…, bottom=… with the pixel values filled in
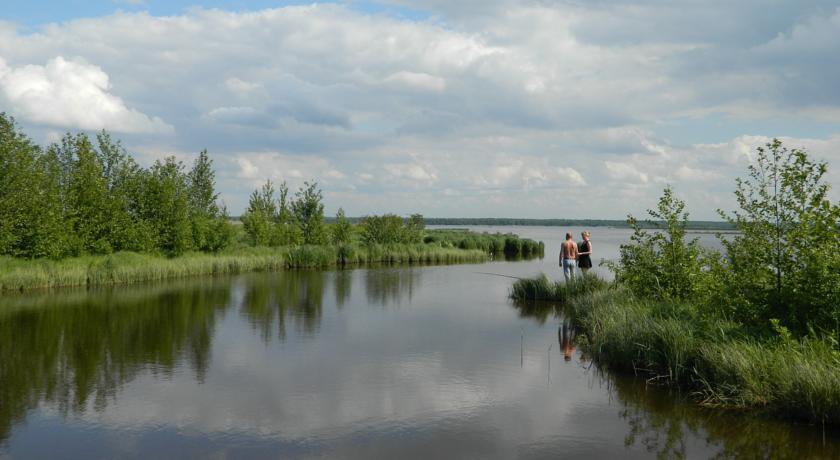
left=0, top=244, right=488, bottom=291
left=510, top=275, right=840, bottom=424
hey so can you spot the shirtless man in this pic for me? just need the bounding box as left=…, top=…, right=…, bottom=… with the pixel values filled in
left=559, top=232, right=578, bottom=282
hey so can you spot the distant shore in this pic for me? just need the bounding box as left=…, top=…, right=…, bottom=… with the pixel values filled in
left=315, top=217, right=737, bottom=231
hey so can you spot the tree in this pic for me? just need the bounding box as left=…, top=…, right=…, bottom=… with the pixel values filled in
left=0, top=114, right=69, bottom=258
left=272, top=181, right=301, bottom=246
left=718, top=139, right=840, bottom=335
left=143, top=157, right=193, bottom=255
left=330, top=208, right=353, bottom=245
left=404, top=214, right=425, bottom=243
left=187, top=150, right=231, bottom=251
left=292, top=181, right=326, bottom=245
left=241, top=180, right=278, bottom=246
left=64, top=134, right=114, bottom=254
left=359, top=214, right=405, bottom=245
left=607, top=186, right=707, bottom=301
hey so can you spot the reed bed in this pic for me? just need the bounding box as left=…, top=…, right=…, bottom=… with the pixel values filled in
left=0, top=244, right=488, bottom=291
left=510, top=275, right=840, bottom=424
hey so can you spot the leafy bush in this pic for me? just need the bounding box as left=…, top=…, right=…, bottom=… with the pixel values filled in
left=330, top=208, right=353, bottom=245
left=359, top=214, right=411, bottom=244
left=605, top=186, right=709, bottom=302
left=716, top=139, right=840, bottom=335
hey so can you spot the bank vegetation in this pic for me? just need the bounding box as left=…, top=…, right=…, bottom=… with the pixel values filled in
left=513, top=139, right=840, bottom=424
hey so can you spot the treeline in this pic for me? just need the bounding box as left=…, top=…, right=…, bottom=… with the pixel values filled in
left=0, top=114, right=233, bottom=258
left=239, top=180, right=428, bottom=247
left=0, top=114, right=544, bottom=269
left=417, top=217, right=736, bottom=230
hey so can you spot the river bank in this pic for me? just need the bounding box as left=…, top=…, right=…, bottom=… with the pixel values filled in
left=511, top=275, right=840, bottom=425
left=0, top=244, right=493, bottom=292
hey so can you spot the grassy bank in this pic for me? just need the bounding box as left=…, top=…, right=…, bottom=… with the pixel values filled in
left=424, top=229, right=545, bottom=258
left=511, top=275, right=840, bottom=424
left=0, top=244, right=488, bottom=292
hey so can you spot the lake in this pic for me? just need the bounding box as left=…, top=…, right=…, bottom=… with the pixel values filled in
left=1, top=226, right=837, bottom=459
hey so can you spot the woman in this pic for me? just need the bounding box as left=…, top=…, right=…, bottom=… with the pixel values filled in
left=577, top=231, right=593, bottom=274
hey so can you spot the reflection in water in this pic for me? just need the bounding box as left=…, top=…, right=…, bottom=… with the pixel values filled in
left=511, top=299, right=561, bottom=325
left=1, top=261, right=838, bottom=457
left=559, top=321, right=576, bottom=362
left=365, top=267, right=419, bottom=307
left=615, top=375, right=840, bottom=459
left=334, top=269, right=352, bottom=309
left=515, top=298, right=840, bottom=459
left=0, top=278, right=231, bottom=444
left=239, top=271, right=327, bottom=342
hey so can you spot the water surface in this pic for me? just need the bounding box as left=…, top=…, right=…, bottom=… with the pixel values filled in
left=1, top=226, right=837, bottom=459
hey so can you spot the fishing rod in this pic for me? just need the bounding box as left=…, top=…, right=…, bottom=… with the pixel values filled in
left=472, top=271, right=524, bottom=280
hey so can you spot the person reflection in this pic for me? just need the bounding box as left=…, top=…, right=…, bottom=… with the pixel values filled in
left=558, top=320, right=576, bottom=361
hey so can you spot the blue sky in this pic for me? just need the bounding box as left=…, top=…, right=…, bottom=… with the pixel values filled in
left=1, top=0, right=838, bottom=218
left=7, top=1, right=432, bottom=28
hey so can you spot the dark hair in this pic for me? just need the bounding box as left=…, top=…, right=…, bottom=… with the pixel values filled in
left=565, top=232, right=572, bottom=239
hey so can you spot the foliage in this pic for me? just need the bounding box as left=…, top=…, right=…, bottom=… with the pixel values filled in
left=292, top=181, right=326, bottom=245
left=605, top=186, right=708, bottom=302
left=242, top=180, right=278, bottom=246
left=330, top=208, right=353, bottom=245
left=423, top=229, right=544, bottom=258
left=404, top=213, right=425, bottom=244
left=0, top=115, right=232, bottom=258
left=359, top=214, right=407, bottom=244
left=717, top=139, right=840, bottom=335
left=0, top=114, right=68, bottom=259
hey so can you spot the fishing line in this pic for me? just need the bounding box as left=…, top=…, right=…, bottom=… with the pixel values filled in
left=472, top=271, right=524, bottom=280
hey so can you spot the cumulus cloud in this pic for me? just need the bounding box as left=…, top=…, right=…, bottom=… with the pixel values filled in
left=0, top=3, right=838, bottom=217
left=0, top=56, right=171, bottom=133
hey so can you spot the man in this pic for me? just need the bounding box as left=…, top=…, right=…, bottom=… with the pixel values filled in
left=560, top=232, right=578, bottom=282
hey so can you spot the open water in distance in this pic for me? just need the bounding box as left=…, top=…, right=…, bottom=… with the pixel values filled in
left=1, top=226, right=837, bottom=459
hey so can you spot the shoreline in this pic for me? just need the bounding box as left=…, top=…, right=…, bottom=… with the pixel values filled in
left=511, top=275, right=840, bottom=425
left=0, top=244, right=493, bottom=292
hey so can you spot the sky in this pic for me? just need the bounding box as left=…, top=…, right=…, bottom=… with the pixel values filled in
left=1, top=0, right=839, bottom=219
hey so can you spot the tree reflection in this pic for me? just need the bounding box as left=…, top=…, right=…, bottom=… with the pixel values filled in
left=614, top=375, right=840, bottom=459
left=365, top=267, right=419, bottom=307
left=0, top=278, right=231, bottom=444
left=239, top=270, right=327, bottom=342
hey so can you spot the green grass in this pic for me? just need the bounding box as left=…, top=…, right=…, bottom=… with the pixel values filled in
left=424, top=229, right=545, bottom=258
left=0, top=244, right=488, bottom=291
left=510, top=275, right=840, bottom=424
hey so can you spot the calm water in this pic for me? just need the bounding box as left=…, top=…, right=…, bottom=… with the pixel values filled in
left=1, top=226, right=837, bottom=459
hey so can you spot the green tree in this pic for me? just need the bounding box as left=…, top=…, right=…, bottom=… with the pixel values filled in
left=330, top=208, right=353, bottom=245
left=292, top=181, right=326, bottom=245
left=187, top=150, right=232, bottom=251
left=242, top=180, right=278, bottom=246
left=62, top=134, right=114, bottom=254
left=143, top=157, right=193, bottom=255
left=404, top=213, right=425, bottom=243
left=272, top=181, right=302, bottom=246
left=718, top=139, right=840, bottom=335
left=359, top=214, right=405, bottom=245
left=0, top=114, right=69, bottom=258
left=607, top=186, right=707, bottom=301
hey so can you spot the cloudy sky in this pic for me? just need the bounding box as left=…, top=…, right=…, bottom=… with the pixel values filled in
left=1, top=0, right=839, bottom=218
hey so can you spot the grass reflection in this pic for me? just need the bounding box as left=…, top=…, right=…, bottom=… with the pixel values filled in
left=512, top=297, right=840, bottom=459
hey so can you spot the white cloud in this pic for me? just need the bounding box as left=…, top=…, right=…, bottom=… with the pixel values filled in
left=0, top=3, right=838, bottom=217
left=383, top=71, right=446, bottom=92
left=0, top=56, right=172, bottom=134
left=224, top=77, right=262, bottom=94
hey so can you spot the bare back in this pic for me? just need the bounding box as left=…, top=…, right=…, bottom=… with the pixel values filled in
left=561, top=240, right=578, bottom=260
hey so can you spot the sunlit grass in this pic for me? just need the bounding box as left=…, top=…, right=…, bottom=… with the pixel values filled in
left=0, top=244, right=488, bottom=291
